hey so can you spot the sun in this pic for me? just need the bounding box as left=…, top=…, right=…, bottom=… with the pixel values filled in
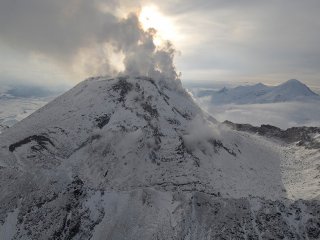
left=139, top=5, right=178, bottom=46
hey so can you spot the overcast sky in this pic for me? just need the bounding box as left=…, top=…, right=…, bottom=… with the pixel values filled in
left=0, top=0, right=319, bottom=88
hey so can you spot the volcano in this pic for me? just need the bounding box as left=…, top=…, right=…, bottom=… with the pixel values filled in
left=0, top=76, right=319, bottom=239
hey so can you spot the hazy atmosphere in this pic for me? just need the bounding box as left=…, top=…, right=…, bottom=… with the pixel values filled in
left=1, top=0, right=320, bottom=89
left=1, top=1, right=320, bottom=239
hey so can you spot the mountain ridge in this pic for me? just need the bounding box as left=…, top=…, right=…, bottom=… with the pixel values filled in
left=195, top=79, right=320, bottom=105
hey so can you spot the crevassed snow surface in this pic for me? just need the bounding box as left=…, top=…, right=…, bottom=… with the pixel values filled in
left=0, top=76, right=319, bottom=239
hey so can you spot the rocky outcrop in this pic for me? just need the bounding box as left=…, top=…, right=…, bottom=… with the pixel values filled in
left=224, top=120, right=320, bottom=149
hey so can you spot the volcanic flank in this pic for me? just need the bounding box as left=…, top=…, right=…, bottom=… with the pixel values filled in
left=0, top=76, right=320, bottom=239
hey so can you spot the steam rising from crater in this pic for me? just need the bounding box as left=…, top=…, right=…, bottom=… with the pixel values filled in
left=0, top=0, right=179, bottom=81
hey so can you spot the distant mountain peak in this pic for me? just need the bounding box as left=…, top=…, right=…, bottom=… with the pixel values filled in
left=218, top=86, right=228, bottom=93
left=286, top=78, right=300, bottom=82
left=198, top=79, right=319, bottom=105
left=280, top=79, right=306, bottom=87
left=276, top=79, right=318, bottom=97
left=285, top=78, right=302, bottom=84
left=255, top=82, right=267, bottom=87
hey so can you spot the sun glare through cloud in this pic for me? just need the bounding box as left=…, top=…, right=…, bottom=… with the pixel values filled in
left=139, top=5, right=179, bottom=46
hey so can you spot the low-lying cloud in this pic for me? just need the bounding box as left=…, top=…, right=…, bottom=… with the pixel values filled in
left=195, top=96, right=320, bottom=129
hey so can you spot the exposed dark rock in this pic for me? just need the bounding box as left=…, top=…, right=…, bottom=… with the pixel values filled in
left=224, top=120, right=320, bottom=149
left=95, top=114, right=111, bottom=129
left=9, top=135, right=55, bottom=152
left=141, top=102, right=159, bottom=118
left=306, top=218, right=320, bottom=239
left=112, top=77, right=133, bottom=103
left=208, top=139, right=237, bottom=156
left=167, top=118, right=181, bottom=125
left=172, top=107, right=192, bottom=120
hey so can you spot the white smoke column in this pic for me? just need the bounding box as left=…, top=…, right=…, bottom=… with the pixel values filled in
left=0, top=0, right=180, bottom=82
left=107, top=12, right=180, bottom=82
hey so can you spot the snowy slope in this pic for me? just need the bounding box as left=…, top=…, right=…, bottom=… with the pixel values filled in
left=225, top=121, right=320, bottom=200
left=0, top=98, right=49, bottom=133
left=196, top=79, right=320, bottom=105
left=0, top=84, right=59, bottom=133
left=0, top=76, right=319, bottom=239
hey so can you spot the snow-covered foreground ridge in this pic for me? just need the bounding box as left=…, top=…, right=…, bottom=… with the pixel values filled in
left=0, top=76, right=319, bottom=239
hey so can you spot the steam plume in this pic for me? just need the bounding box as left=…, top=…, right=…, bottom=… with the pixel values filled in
left=0, top=0, right=179, bottom=81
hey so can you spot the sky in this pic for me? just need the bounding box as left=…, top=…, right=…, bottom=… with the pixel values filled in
left=0, top=0, right=320, bottom=89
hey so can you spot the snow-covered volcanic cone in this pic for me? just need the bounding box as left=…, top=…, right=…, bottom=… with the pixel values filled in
left=0, top=76, right=319, bottom=239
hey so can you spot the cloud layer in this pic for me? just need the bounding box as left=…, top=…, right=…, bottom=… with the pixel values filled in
left=159, top=0, right=320, bottom=85
left=196, top=96, right=320, bottom=129
left=0, top=0, right=320, bottom=87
